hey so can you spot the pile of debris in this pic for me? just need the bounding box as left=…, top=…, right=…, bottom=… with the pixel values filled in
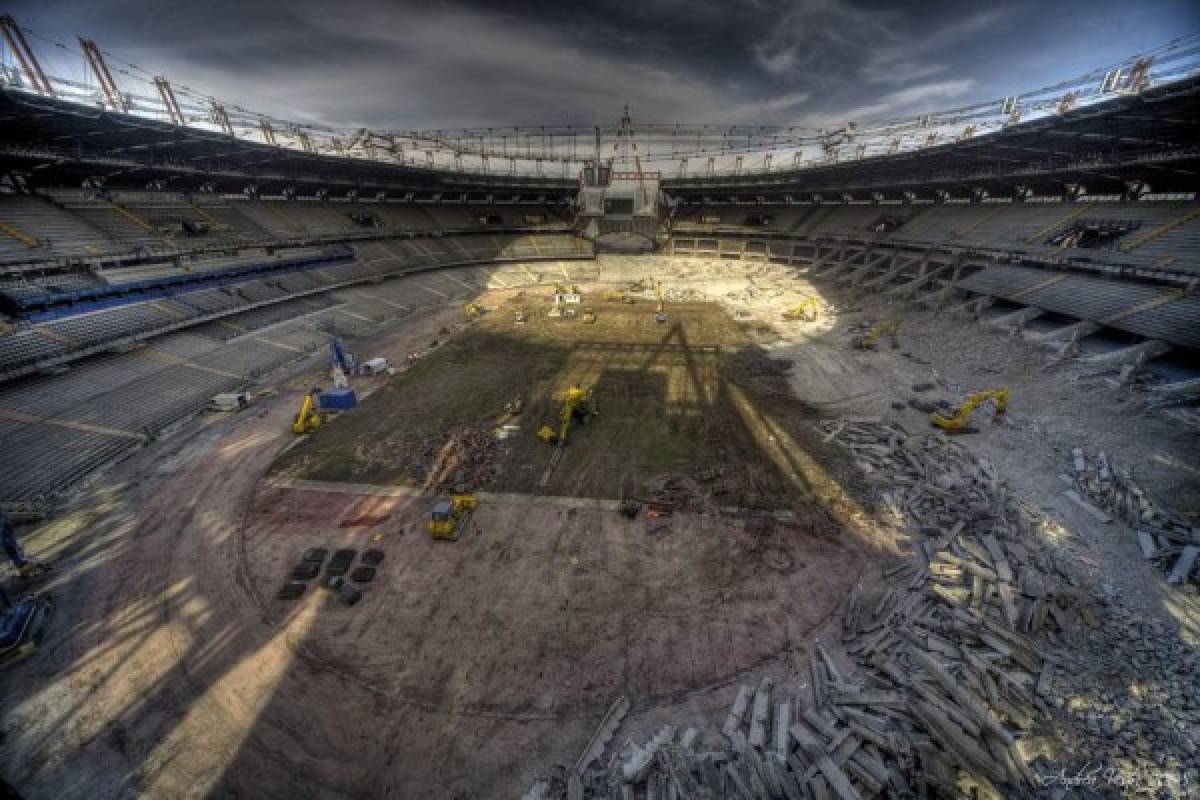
left=665, top=287, right=707, bottom=303
left=524, top=417, right=1198, bottom=798
left=1066, top=447, right=1198, bottom=585
left=424, top=425, right=502, bottom=492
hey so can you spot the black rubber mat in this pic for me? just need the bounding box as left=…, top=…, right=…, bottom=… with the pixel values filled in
left=361, top=549, right=385, bottom=566
left=290, top=562, right=320, bottom=581
left=302, top=548, right=329, bottom=564
left=276, top=582, right=306, bottom=600
left=337, top=585, right=362, bottom=606
left=326, top=548, right=357, bottom=576
left=349, top=566, right=376, bottom=583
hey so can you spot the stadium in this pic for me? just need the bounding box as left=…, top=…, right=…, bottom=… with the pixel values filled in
left=0, top=3, right=1198, bottom=798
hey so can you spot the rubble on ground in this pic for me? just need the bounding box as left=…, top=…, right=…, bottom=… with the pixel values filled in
left=1067, top=447, right=1199, bottom=586
left=425, top=425, right=502, bottom=492
left=523, top=418, right=1198, bottom=799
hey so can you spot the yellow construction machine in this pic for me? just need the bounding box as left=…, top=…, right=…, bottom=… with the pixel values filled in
left=292, top=389, right=325, bottom=435
left=465, top=302, right=484, bottom=319
left=782, top=297, right=821, bottom=322
left=537, top=385, right=596, bottom=445
left=603, top=289, right=635, bottom=304
left=852, top=319, right=900, bottom=350
left=582, top=308, right=597, bottom=324
left=931, top=388, right=1009, bottom=433
left=428, top=494, right=477, bottom=540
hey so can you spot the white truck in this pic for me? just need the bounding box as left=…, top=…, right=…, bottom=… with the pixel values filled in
left=359, top=357, right=392, bottom=375
left=207, top=392, right=251, bottom=412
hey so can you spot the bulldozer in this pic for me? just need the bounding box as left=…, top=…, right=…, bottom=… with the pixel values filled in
left=537, top=385, right=596, bottom=445
left=852, top=319, right=900, bottom=350
left=603, top=289, right=635, bottom=304
left=782, top=297, right=821, bottom=322
left=292, top=388, right=325, bottom=435
left=428, top=494, right=477, bottom=540
left=931, top=388, right=1009, bottom=433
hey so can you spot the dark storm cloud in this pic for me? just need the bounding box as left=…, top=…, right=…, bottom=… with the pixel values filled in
left=5, top=0, right=1199, bottom=128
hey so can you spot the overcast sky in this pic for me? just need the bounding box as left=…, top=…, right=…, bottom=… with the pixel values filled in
left=6, top=0, right=1199, bottom=130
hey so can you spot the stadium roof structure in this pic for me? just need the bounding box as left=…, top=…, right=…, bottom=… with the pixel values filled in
left=0, top=15, right=1198, bottom=196
left=668, top=75, right=1200, bottom=200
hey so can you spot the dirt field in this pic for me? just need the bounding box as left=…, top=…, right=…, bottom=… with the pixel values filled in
left=273, top=295, right=835, bottom=509
left=1, top=256, right=1196, bottom=799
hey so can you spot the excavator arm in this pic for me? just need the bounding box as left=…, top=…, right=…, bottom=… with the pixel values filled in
left=931, top=388, right=1009, bottom=432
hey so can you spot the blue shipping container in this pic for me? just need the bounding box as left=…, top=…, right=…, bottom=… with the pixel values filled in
left=317, top=388, right=357, bottom=411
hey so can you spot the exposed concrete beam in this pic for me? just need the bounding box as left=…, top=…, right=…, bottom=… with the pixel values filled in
left=918, top=283, right=960, bottom=309
left=946, top=294, right=995, bottom=319
left=1076, top=339, right=1170, bottom=367
left=837, top=251, right=893, bottom=287
left=887, top=264, right=948, bottom=298
left=861, top=253, right=921, bottom=290
left=984, top=306, right=1044, bottom=335
left=1023, top=319, right=1099, bottom=345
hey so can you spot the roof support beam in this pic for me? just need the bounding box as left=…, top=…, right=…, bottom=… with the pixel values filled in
left=0, top=15, right=53, bottom=96
left=153, top=76, right=184, bottom=126
left=210, top=101, right=233, bottom=136
left=79, top=37, right=125, bottom=112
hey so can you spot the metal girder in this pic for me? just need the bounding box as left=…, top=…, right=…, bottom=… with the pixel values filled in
left=0, top=15, right=52, bottom=96
left=78, top=37, right=125, bottom=112
left=153, top=76, right=184, bottom=126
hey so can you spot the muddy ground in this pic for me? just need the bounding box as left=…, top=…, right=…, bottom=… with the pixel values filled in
left=0, top=255, right=1195, bottom=799
left=272, top=296, right=842, bottom=510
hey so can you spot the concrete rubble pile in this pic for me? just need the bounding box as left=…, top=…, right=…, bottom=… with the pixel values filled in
left=665, top=287, right=707, bottom=303
left=424, top=424, right=502, bottom=492
left=1067, top=447, right=1199, bottom=586
left=523, top=419, right=1198, bottom=799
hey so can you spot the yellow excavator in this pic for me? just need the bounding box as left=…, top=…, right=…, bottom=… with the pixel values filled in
left=537, top=385, right=596, bottom=444
left=852, top=319, right=900, bottom=350
left=931, top=388, right=1009, bottom=433
left=782, top=297, right=821, bottom=322
left=292, top=389, right=325, bottom=435
left=428, top=494, right=477, bottom=540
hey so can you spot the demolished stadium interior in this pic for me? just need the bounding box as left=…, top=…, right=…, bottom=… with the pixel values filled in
left=0, top=14, right=1198, bottom=800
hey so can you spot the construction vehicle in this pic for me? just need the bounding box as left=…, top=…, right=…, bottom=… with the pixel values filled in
left=465, top=302, right=484, bottom=319
left=931, top=388, right=1009, bottom=433
left=537, top=385, right=596, bottom=445
left=549, top=286, right=582, bottom=318
left=292, top=388, right=325, bottom=435
left=207, top=392, right=251, bottom=412
left=603, top=289, right=635, bottom=304
left=852, top=320, right=900, bottom=350
left=503, top=396, right=525, bottom=416
left=582, top=308, right=597, bottom=324
left=428, top=494, right=477, bottom=540
left=654, top=281, right=667, bottom=323
left=782, top=297, right=821, bottom=322
left=329, top=336, right=356, bottom=388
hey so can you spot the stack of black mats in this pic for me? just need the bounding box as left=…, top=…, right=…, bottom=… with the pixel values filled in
left=276, top=548, right=329, bottom=600
left=279, top=547, right=385, bottom=605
